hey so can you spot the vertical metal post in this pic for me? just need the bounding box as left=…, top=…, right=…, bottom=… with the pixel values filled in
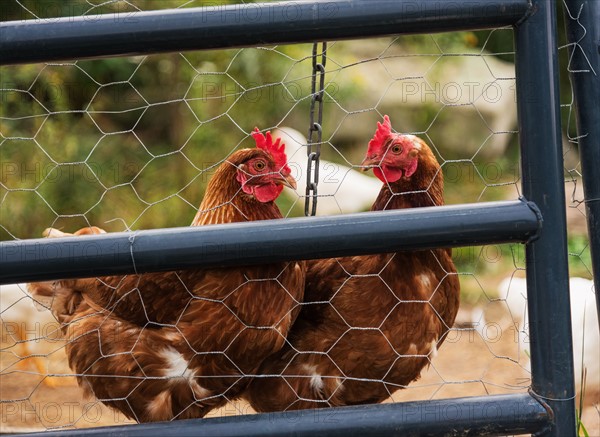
left=563, top=0, right=600, bottom=328
left=515, top=0, right=577, bottom=435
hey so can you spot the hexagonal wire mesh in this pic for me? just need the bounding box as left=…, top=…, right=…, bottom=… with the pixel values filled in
left=0, top=0, right=597, bottom=433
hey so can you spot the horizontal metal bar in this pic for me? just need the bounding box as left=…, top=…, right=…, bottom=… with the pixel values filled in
left=0, top=0, right=531, bottom=65
left=20, top=393, right=550, bottom=437
left=0, top=200, right=541, bottom=285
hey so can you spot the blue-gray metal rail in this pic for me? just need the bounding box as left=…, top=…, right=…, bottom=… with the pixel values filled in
left=0, top=200, right=541, bottom=285
left=515, top=0, right=577, bottom=435
left=0, top=0, right=531, bottom=65
left=15, top=393, right=550, bottom=437
left=563, top=0, right=600, bottom=328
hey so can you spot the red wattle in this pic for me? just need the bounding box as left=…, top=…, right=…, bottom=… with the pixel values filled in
left=236, top=170, right=283, bottom=202
left=374, top=166, right=404, bottom=183
left=253, top=184, right=283, bottom=203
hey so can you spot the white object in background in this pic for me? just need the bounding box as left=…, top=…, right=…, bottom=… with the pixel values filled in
left=1, top=283, right=62, bottom=386
left=497, top=276, right=599, bottom=391
left=273, top=127, right=382, bottom=216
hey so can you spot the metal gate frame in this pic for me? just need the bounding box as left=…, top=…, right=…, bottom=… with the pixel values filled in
left=563, top=0, right=600, bottom=328
left=2, top=0, right=598, bottom=435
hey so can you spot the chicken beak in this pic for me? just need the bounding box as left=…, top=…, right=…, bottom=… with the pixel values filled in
left=278, top=173, right=297, bottom=190
left=359, top=155, right=380, bottom=172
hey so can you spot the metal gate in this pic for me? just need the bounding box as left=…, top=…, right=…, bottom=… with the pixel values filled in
left=1, top=0, right=598, bottom=436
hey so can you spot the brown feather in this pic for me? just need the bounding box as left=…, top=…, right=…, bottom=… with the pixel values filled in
left=245, top=135, right=460, bottom=412
left=28, top=147, right=305, bottom=422
left=192, top=149, right=283, bottom=226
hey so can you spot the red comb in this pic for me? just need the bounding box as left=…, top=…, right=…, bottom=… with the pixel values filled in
left=251, top=128, right=291, bottom=174
left=367, top=114, right=393, bottom=155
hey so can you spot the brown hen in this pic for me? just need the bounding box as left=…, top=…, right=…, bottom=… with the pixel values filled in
left=245, top=115, right=460, bottom=411
left=28, top=129, right=305, bottom=422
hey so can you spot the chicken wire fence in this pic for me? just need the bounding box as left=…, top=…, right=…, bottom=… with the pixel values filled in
left=0, top=0, right=597, bottom=435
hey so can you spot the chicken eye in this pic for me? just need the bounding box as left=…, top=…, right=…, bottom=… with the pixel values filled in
left=253, top=160, right=266, bottom=172
left=391, top=145, right=402, bottom=154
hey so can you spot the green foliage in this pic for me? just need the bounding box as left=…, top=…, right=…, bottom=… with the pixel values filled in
left=0, top=1, right=588, bottom=258
left=0, top=45, right=311, bottom=235
left=453, top=232, right=593, bottom=305
left=568, top=235, right=593, bottom=278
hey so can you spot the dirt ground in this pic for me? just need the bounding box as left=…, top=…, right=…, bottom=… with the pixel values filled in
left=1, top=305, right=598, bottom=435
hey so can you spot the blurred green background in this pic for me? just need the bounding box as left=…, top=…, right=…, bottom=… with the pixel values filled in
left=0, top=1, right=592, bottom=291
